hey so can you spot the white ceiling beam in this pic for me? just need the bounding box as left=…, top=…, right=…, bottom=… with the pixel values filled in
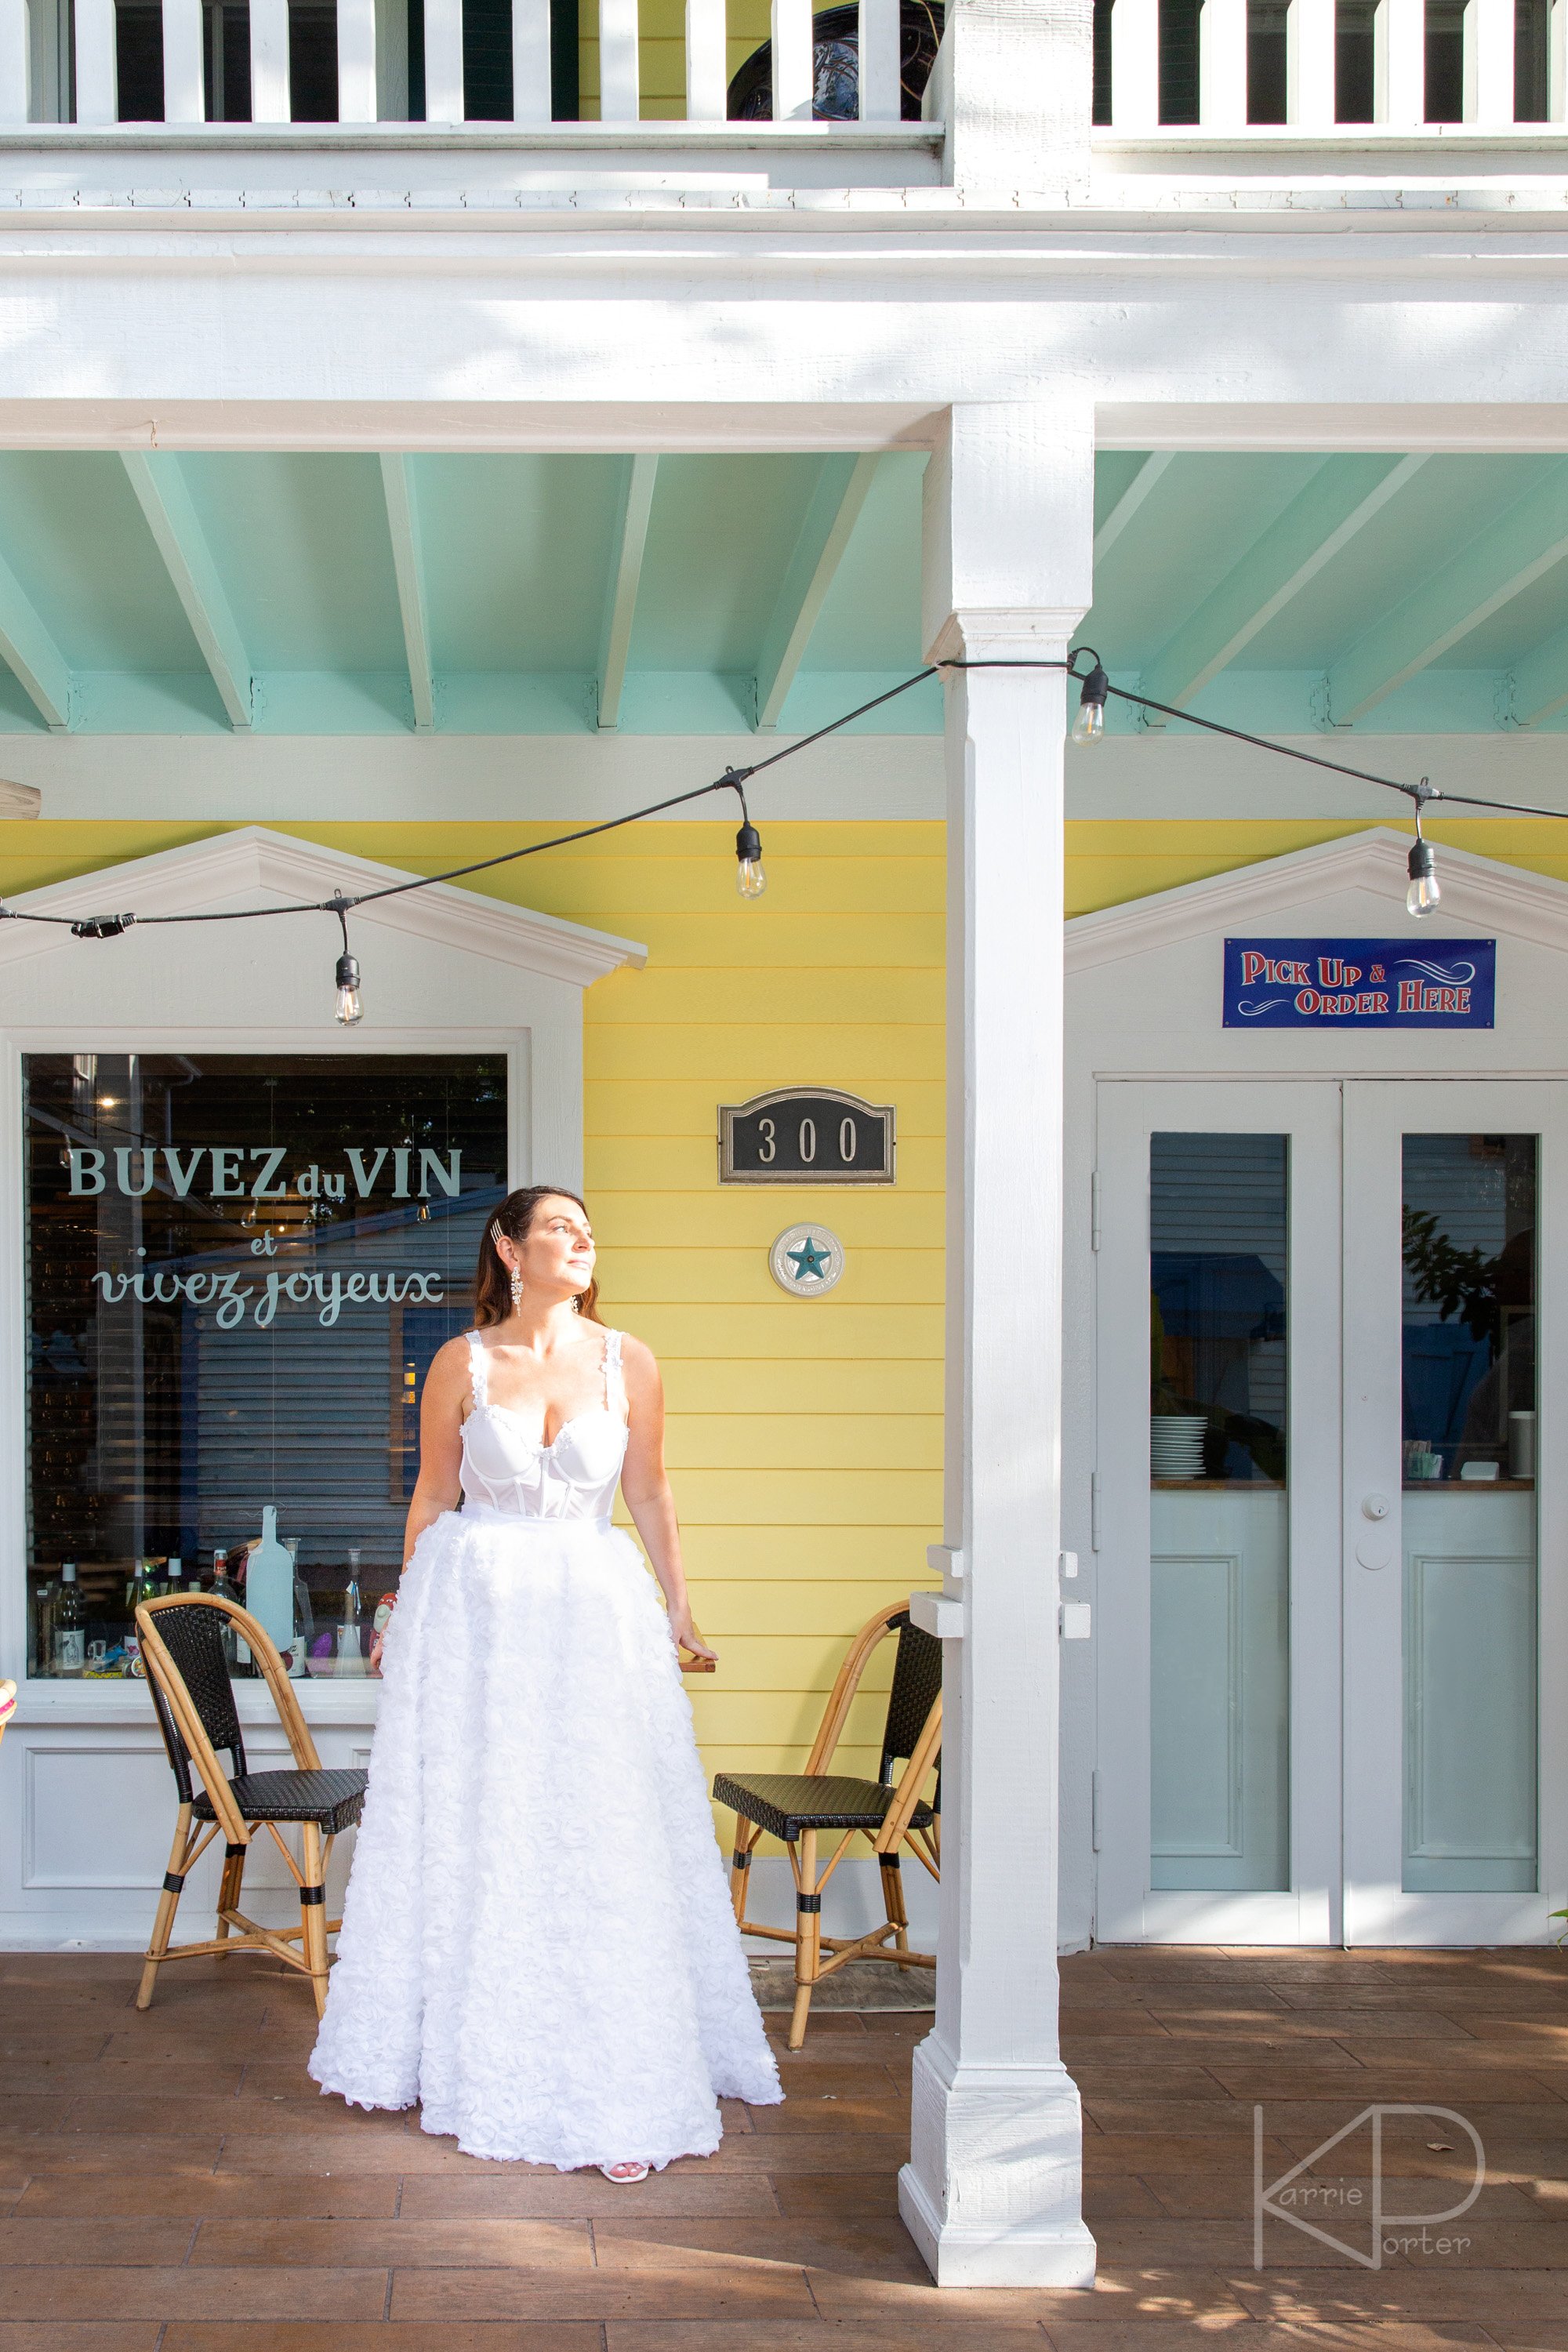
left=1330, top=463, right=1568, bottom=724
left=380, top=453, right=435, bottom=735
left=1140, top=453, right=1428, bottom=713
left=121, top=452, right=252, bottom=731
left=755, top=451, right=880, bottom=733
left=597, top=454, right=659, bottom=733
left=1092, top=452, right=1174, bottom=568
left=1509, top=622, right=1568, bottom=727
left=0, top=546, right=71, bottom=731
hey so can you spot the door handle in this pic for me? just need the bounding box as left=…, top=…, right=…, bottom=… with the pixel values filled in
left=1361, top=1494, right=1391, bottom=1521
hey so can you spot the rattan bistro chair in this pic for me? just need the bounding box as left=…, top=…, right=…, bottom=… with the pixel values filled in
left=713, top=1599, right=942, bottom=2050
left=134, top=1593, right=368, bottom=2018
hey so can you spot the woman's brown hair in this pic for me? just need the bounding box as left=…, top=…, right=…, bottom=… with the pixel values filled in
left=474, top=1186, right=602, bottom=1328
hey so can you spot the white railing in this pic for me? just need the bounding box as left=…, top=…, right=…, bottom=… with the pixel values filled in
left=1105, top=0, right=1566, bottom=133
left=1, top=0, right=910, bottom=127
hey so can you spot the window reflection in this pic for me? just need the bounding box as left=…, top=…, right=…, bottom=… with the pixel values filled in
left=1151, top=1133, right=1287, bottom=1486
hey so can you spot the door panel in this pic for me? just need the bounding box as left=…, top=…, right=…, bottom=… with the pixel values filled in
left=1342, top=1080, right=1566, bottom=1944
left=1094, top=1081, right=1341, bottom=1946
left=1150, top=1493, right=1289, bottom=1889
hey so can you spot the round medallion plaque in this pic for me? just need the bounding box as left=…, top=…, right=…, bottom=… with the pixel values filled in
left=768, top=1224, right=845, bottom=1298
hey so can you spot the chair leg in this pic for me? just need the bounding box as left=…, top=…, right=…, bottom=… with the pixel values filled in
left=880, top=1849, right=909, bottom=1953
left=788, top=1828, right=821, bottom=2053
left=137, top=1805, right=194, bottom=2011
left=730, top=1821, right=754, bottom=1928
left=299, top=1823, right=330, bottom=2020
left=215, top=1839, right=247, bottom=1941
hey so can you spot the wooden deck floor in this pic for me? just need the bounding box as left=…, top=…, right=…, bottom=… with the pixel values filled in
left=1, top=1943, right=1566, bottom=2349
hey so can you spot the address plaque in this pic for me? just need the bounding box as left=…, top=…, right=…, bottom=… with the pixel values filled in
left=718, top=1087, right=895, bottom=1186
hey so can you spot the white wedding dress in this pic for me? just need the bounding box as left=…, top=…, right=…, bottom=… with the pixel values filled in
left=308, top=1324, right=782, bottom=2166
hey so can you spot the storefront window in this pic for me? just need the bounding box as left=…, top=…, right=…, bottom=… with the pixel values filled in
left=25, top=1052, right=506, bottom=1680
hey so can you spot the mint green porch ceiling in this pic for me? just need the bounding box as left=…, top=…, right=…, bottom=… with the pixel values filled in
left=0, top=448, right=1565, bottom=735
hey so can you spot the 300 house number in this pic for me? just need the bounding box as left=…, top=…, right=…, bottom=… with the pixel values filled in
left=719, top=1089, right=895, bottom=1185
left=755, top=1115, right=859, bottom=1167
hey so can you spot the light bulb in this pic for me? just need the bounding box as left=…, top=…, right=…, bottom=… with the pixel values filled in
left=1071, top=661, right=1109, bottom=746
left=335, top=951, right=364, bottom=1025
left=735, top=821, right=767, bottom=900
left=1406, top=837, right=1440, bottom=918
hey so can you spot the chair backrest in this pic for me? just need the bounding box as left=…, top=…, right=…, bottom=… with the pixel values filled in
left=140, top=1597, right=248, bottom=1806
left=878, top=1612, right=943, bottom=1790
left=136, top=1592, right=322, bottom=1840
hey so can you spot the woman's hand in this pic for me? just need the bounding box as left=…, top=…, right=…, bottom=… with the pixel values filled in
left=668, top=1608, right=717, bottom=1668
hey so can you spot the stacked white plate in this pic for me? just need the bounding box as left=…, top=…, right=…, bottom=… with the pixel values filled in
left=1151, top=1414, right=1207, bottom=1479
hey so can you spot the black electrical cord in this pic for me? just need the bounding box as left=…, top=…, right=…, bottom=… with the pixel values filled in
left=7, top=652, right=1566, bottom=949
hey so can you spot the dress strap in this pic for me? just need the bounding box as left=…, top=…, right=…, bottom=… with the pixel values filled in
left=601, top=1327, right=627, bottom=1422
left=465, top=1330, right=488, bottom=1409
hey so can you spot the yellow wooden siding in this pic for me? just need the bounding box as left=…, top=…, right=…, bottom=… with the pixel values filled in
left=14, top=809, right=1563, bottom=1814
left=576, top=0, right=772, bottom=119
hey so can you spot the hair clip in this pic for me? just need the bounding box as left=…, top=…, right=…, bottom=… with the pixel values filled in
left=490, top=1220, right=504, bottom=1245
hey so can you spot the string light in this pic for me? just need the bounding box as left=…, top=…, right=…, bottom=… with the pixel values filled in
left=735, top=819, right=767, bottom=898
left=6, top=654, right=1564, bottom=989
left=1070, top=655, right=1109, bottom=746
left=1406, top=793, right=1441, bottom=917
left=332, top=902, right=364, bottom=1027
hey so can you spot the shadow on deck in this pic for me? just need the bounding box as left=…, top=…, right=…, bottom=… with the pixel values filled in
left=0, top=1943, right=1565, bottom=2345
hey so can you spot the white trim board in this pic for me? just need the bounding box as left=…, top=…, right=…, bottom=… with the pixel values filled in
left=4, top=734, right=1561, bottom=829
left=0, top=733, right=947, bottom=822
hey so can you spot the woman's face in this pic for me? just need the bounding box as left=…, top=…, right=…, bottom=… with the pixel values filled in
left=507, top=1196, right=594, bottom=1301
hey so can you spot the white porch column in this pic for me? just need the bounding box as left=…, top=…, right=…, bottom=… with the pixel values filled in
left=899, top=402, right=1097, bottom=2292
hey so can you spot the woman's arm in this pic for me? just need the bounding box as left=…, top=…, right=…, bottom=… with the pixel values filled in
left=371, top=1338, right=467, bottom=1667
left=619, top=1334, right=717, bottom=1665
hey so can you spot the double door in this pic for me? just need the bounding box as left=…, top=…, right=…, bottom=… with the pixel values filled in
left=1094, top=1079, right=1567, bottom=1945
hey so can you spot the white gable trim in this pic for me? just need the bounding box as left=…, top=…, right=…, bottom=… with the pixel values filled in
left=0, top=825, right=647, bottom=989
left=1067, top=825, right=1568, bottom=972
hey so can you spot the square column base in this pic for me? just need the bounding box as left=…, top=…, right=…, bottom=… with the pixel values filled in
left=898, top=2038, right=1098, bottom=2288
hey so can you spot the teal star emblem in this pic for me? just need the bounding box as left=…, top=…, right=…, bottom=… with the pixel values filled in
left=786, top=1234, right=833, bottom=1283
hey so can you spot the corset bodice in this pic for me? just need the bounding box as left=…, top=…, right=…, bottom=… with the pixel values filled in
left=459, top=1327, right=629, bottom=1521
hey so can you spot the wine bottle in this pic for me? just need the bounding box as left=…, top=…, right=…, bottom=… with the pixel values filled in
left=34, top=1569, right=59, bottom=1676
left=211, top=1548, right=250, bottom=1672
left=53, top=1565, right=85, bottom=1676
left=283, top=1536, right=314, bottom=1681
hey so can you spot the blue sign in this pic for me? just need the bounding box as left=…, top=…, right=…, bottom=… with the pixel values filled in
left=1224, top=938, right=1496, bottom=1029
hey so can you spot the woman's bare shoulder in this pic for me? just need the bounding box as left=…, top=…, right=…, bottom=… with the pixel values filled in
left=615, top=1329, right=661, bottom=1385
left=426, top=1333, right=476, bottom=1388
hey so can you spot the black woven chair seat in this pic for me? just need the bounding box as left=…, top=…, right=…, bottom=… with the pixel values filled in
left=713, top=1769, right=934, bottom=1844
left=194, top=1769, right=368, bottom=1835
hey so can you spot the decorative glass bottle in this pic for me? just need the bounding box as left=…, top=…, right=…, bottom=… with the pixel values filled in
left=53, top=1565, right=85, bottom=1676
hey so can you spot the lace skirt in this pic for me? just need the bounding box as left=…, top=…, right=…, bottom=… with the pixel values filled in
left=307, top=1507, right=782, bottom=2166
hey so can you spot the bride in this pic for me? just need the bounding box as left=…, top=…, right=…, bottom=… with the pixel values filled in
left=309, top=1185, right=782, bottom=2176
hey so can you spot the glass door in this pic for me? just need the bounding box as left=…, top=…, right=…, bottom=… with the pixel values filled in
left=1094, top=1076, right=1568, bottom=1948
left=1342, top=1082, right=1568, bottom=1944
left=1094, top=1082, right=1344, bottom=1945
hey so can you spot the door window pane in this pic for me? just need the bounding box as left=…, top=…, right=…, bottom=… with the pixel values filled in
left=1149, top=1134, right=1290, bottom=1893
left=1402, top=1134, right=1537, bottom=1893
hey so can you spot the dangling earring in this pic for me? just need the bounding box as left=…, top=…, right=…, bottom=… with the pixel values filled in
left=492, top=1221, right=523, bottom=1312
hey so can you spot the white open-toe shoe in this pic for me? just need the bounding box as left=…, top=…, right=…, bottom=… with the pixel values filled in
left=599, top=2161, right=651, bottom=2183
